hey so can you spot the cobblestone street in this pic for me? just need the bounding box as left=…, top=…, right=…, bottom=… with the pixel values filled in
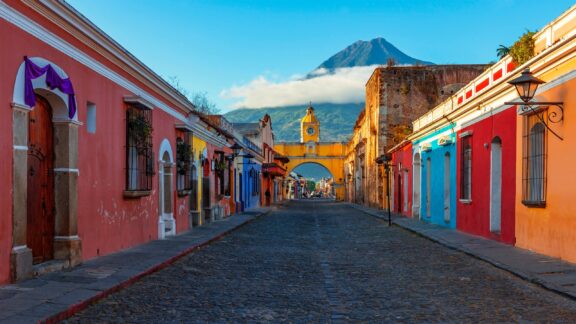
left=67, top=201, right=576, bottom=323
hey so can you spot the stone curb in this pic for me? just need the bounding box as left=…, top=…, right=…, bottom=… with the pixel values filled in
left=346, top=202, right=576, bottom=302
left=41, top=209, right=272, bottom=324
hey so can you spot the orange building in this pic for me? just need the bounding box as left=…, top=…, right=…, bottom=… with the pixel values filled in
left=512, top=5, right=576, bottom=261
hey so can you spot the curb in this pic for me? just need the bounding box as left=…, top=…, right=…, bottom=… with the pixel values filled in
left=42, top=210, right=271, bottom=324
left=347, top=202, right=576, bottom=302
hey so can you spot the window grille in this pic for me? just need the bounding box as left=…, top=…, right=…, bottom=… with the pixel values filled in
left=522, top=112, right=547, bottom=206
left=176, top=135, right=192, bottom=191
left=460, top=135, right=472, bottom=200
left=126, top=105, right=153, bottom=191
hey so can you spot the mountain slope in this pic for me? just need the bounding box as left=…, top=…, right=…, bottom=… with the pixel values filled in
left=317, top=37, right=433, bottom=70
left=225, top=103, right=363, bottom=142
left=225, top=37, right=432, bottom=142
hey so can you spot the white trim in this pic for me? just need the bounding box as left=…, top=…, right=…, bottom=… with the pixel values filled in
left=13, top=145, right=28, bottom=151
left=158, top=139, right=174, bottom=163
left=459, top=131, right=473, bottom=138
left=0, top=4, right=185, bottom=125
left=11, top=245, right=28, bottom=252
left=54, top=168, right=79, bottom=174
left=52, top=118, right=83, bottom=126
left=0, top=2, right=228, bottom=147
left=11, top=102, right=32, bottom=112
left=123, top=95, right=154, bottom=110
left=54, top=235, right=80, bottom=240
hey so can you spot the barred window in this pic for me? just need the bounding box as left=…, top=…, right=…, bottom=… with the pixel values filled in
left=126, top=105, right=154, bottom=191
left=523, top=113, right=547, bottom=206
left=460, top=135, right=472, bottom=200
left=176, top=135, right=193, bottom=192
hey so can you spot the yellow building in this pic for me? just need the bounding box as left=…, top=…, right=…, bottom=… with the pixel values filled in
left=274, top=105, right=346, bottom=200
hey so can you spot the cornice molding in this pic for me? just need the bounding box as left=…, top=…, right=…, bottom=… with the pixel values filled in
left=25, top=0, right=194, bottom=113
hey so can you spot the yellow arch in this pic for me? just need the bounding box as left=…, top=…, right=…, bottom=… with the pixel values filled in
left=274, top=142, right=346, bottom=200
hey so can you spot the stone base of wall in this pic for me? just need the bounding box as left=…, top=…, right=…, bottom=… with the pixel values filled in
left=54, top=236, right=82, bottom=267
left=10, top=247, right=33, bottom=281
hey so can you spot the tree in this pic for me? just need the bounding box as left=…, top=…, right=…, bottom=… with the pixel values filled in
left=496, top=45, right=510, bottom=60
left=166, top=76, right=220, bottom=115
left=306, top=180, right=316, bottom=193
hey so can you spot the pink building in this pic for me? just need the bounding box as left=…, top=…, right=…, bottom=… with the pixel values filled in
left=0, top=1, right=229, bottom=283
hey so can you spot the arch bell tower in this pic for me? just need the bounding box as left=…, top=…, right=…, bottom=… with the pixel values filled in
left=300, top=104, right=320, bottom=143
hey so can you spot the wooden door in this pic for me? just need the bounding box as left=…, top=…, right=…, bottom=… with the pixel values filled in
left=27, top=95, right=55, bottom=264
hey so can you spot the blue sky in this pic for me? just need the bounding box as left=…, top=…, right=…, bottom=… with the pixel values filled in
left=68, top=0, right=575, bottom=112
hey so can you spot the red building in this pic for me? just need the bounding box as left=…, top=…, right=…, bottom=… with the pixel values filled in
left=389, top=141, right=413, bottom=217
left=0, top=1, right=231, bottom=283
left=456, top=107, right=517, bottom=244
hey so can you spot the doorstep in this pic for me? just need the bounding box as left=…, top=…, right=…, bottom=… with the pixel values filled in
left=347, top=202, right=576, bottom=301
left=0, top=207, right=273, bottom=323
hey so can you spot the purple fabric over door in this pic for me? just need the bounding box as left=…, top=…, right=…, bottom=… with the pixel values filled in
left=24, top=57, right=77, bottom=119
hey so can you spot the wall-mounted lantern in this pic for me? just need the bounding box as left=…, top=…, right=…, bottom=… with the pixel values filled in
left=505, top=68, right=564, bottom=140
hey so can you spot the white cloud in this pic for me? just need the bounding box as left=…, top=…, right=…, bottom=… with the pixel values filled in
left=220, top=65, right=380, bottom=109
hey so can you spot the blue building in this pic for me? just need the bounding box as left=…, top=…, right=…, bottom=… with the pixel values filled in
left=411, top=125, right=457, bottom=228
left=233, top=133, right=263, bottom=211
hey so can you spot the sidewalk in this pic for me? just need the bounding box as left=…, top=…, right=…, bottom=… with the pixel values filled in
left=348, top=203, right=576, bottom=301
left=0, top=207, right=272, bottom=324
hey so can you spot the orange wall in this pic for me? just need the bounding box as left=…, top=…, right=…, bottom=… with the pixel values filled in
left=515, top=73, right=576, bottom=262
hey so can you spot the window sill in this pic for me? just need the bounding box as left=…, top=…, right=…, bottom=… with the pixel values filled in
left=522, top=200, right=546, bottom=208
left=177, top=189, right=192, bottom=197
left=123, top=190, right=152, bottom=198
left=459, top=199, right=472, bottom=205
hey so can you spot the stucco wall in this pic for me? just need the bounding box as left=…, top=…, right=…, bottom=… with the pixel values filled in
left=456, top=107, right=516, bottom=244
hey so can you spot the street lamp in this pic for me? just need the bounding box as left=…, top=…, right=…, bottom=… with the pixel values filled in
left=508, top=68, right=545, bottom=103
left=376, top=153, right=392, bottom=226
left=505, top=68, right=564, bottom=140
left=230, top=143, right=242, bottom=157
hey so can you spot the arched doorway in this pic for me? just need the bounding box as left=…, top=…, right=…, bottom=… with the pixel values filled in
left=27, top=95, right=55, bottom=264
left=292, top=162, right=335, bottom=199
left=158, top=139, right=175, bottom=239
left=490, top=137, right=503, bottom=233
left=11, top=57, right=81, bottom=280
left=413, top=153, right=421, bottom=218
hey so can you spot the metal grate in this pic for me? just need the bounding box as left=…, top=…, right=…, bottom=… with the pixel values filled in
left=176, top=135, right=193, bottom=191
left=522, top=112, right=547, bottom=206
left=125, top=105, right=154, bottom=191
left=460, top=135, right=472, bottom=200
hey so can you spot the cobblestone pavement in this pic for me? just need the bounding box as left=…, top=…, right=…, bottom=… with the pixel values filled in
left=66, top=201, right=576, bottom=323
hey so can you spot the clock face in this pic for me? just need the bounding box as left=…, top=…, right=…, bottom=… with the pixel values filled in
left=307, top=127, right=315, bottom=135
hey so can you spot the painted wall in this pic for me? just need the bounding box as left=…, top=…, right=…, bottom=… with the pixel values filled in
left=515, top=72, right=576, bottom=262
left=391, top=142, right=413, bottom=217
left=0, top=5, right=199, bottom=282
left=242, top=159, right=261, bottom=209
left=456, top=107, right=516, bottom=244
left=413, top=127, right=457, bottom=228
left=191, top=135, right=206, bottom=223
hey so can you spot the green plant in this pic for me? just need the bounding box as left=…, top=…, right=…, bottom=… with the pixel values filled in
left=176, top=140, right=191, bottom=175
left=509, top=30, right=536, bottom=65
left=215, top=160, right=227, bottom=172
left=128, top=114, right=153, bottom=152
left=496, top=45, right=510, bottom=60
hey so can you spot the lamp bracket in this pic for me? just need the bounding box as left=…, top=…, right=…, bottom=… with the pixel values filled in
left=505, top=101, right=564, bottom=141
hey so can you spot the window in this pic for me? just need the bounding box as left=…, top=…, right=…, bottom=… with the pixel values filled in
left=460, top=135, right=472, bottom=200
left=86, top=102, right=96, bottom=134
left=176, top=135, right=193, bottom=192
left=522, top=113, right=547, bottom=206
left=126, top=105, right=154, bottom=192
